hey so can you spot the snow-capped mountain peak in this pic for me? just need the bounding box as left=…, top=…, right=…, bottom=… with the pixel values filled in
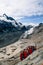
left=0, top=15, right=27, bottom=32
left=0, top=14, right=14, bottom=22
left=0, top=14, right=34, bottom=32
left=0, top=14, right=20, bottom=27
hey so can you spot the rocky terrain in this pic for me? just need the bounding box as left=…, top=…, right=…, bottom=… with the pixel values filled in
left=0, top=14, right=43, bottom=65
left=22, top=23, right=43, bottom=44
left=0, top=38, right=43, bottom=65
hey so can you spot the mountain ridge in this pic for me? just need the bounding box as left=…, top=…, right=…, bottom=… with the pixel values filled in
left=0, top=14, right=32, bottom=47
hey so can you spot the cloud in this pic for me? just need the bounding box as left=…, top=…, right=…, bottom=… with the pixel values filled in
left=0, top=0, right=43, bottom=20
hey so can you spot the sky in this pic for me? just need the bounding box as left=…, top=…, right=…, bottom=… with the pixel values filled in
left=0, top=0, right=43, bottom=25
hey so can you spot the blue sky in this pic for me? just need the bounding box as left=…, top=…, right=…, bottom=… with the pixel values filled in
left=0, top=0, right=43, bottom=25
left=18, top=15, right=43, bottom=25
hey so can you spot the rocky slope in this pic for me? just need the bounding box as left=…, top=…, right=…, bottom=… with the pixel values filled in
left=0, top=23, right=43, bottom=65
left=23, top=23, right=43, bottom=44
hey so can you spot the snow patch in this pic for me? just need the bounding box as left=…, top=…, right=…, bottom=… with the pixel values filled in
left=23, top=27, right=34, bottom=38
left=27, top=27, right=34, bottom=34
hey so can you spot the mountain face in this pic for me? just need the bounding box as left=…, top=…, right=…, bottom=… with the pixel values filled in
left=0, top=14, right=32, bottom=48
left=24, top=23, right=43, bottom=43
left=0, top=14, right=23, bottom=32
left=0, top=14, right=32, bottom=32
